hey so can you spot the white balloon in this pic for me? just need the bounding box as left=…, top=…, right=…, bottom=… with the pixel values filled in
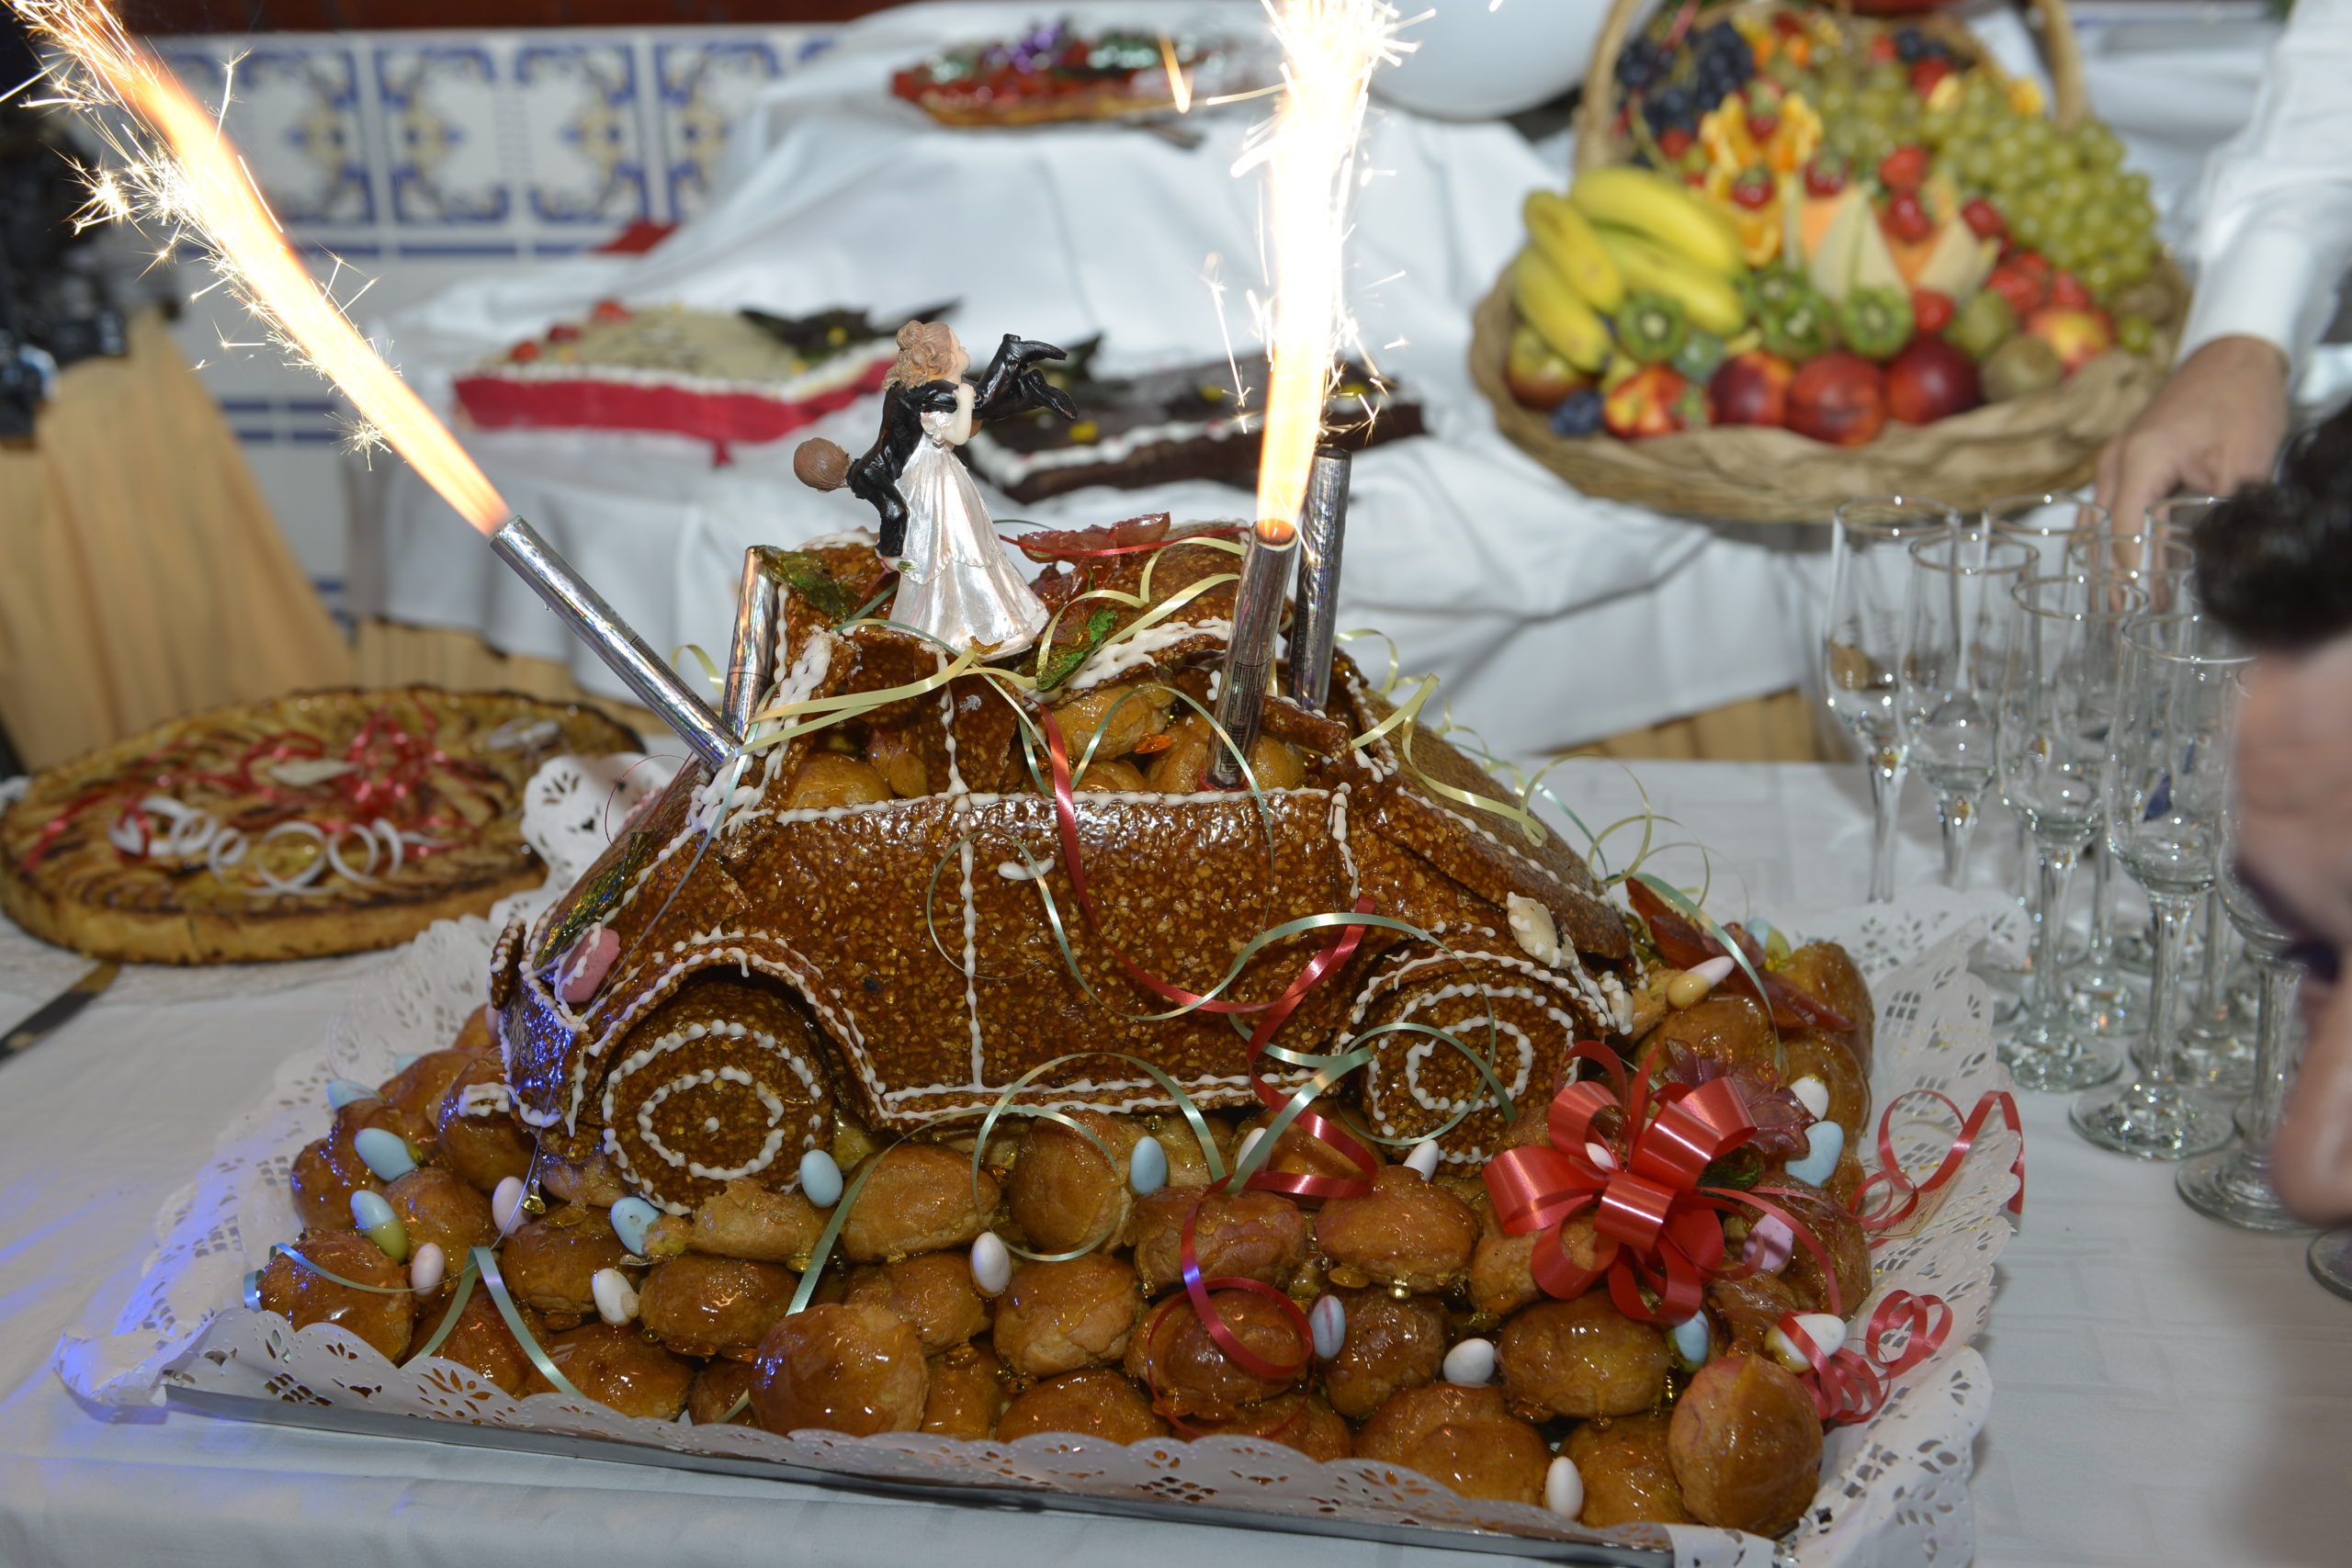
left=1374, top=0, right=1618, bottom=122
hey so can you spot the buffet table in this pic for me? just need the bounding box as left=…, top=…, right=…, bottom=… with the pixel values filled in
left=1, top=760, right=2343, bottom=1567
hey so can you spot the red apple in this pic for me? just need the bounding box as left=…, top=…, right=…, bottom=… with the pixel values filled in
left=1710, top=350, right=1796, bottom=427
left=1885, top=336, right=1982, bottom=424
left=1786, top=352, right=1887, bottom=446
left=2025, top=307, right=2116, bottom=375
left=1505, top=323, right=1585, bottom=410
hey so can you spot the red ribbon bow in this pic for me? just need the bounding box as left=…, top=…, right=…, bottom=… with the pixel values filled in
left=1486, top=1042, right=1765, bottom=1324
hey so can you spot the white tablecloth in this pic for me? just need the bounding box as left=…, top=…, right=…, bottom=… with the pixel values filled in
left=1, top=759, right=2344, bottom=1566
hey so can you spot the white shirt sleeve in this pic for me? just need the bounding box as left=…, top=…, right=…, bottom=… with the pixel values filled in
left=2177, top=0, right=2352, bottom=370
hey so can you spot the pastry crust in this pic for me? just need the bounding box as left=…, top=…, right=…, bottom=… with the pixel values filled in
left=0, top=686, right=637, bottom=964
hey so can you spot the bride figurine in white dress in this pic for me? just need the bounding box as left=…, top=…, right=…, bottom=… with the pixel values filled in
left=793, top=321, right=1075, bottom=659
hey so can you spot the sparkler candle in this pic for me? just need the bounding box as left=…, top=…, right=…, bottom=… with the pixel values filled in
left=24, top=0, right=733, bottom=768
left=722, top=547, right=781, bottom=741
left=1208, top=0, right=1396, bottom=784
left=1283, top=446, right=1351, bottom=714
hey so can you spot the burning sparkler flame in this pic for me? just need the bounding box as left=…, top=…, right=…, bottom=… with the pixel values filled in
left=1238, top=0, right=1399, bottom=546
left=20, top=0, right=510, bottom=535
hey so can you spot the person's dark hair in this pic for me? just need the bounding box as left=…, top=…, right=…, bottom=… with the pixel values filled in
left=2196, top=400, right=2352, bottom=649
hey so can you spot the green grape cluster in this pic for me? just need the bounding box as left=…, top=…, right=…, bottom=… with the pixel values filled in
left=1791, top=37, right=2160, bottom=299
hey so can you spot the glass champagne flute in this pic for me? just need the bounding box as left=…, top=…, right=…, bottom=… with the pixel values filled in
left=2072, top=614, right=2248, bottom=1157
left=2176, top=868, right=2315, bottom=1231
left=1900, top=534, right=2030, bottom=888
left=2109, top=494, right=2221, bottom=976
left=1825, top=498, right=1959, bottom=902
left=1978, top=495, right=2112, bottom=1003
left=2058, top=529, right=2199, bottom=1032
left=1996, top=572, right=2142, bottom=1091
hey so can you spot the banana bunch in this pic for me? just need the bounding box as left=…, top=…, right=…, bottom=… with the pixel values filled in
left=1514, top=169, right=1751, bottom=373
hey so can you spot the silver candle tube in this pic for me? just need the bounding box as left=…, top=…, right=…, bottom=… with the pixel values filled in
left=1283, top=446, right=1351, bottom=714
left=721, top=547, right=780, bottom=741
left=1205, top=526, right=1300, bottom=790
left=490, top=515, right=735, bottom=771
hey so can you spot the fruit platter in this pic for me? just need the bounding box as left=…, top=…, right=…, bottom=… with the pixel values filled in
left=1469, top=0, right=2180, bottom=523
left=890, top=19, right=1272, bottom=129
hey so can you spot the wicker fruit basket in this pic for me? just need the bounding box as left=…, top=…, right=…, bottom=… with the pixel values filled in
left=1473, top=0, right=2183, bottom=523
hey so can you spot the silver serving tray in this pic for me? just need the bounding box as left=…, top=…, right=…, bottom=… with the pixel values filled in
left=165, top=1385, right=1674, bottom=1566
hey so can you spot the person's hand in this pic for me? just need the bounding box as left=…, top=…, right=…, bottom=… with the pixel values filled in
left=2094, top=334, right=2290, bottom=533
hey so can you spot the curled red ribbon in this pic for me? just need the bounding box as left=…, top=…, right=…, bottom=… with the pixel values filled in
left=1852, top=1088, right=2026, bottom=1237
left=1777, top=1289, right=1953, bottom=1425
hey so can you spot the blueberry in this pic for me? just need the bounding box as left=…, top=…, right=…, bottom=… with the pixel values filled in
left=1895, top=28, right=1924, bottom=62
left=1549, top=389, right=1604, bottom=439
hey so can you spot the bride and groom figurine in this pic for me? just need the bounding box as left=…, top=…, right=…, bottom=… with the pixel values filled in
left=795, top=321, right=1075, bottom=658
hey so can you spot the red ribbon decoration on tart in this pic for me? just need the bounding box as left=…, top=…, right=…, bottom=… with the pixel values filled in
left=1485, top=1042, right=1860, bottom=1324
left=1776, top=1290, right=1953, bottom=1426
left=1852, top=1087, right=2027, bottom=1235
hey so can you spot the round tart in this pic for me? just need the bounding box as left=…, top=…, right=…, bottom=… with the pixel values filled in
left=0, top=686, right=639, bottom=964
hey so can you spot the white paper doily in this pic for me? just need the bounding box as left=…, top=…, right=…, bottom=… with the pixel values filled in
left=56, top=778, right=2015, bottom=1568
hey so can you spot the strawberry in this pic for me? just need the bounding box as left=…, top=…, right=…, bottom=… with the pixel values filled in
left=1659, top=126, right=1694, bottom=159
left=1986, top=261, right=2048, bottom=320
left=1747, top=107, right=1781, bottom=141
left=1883, top=190, right=1934, bottom=244
left=2049, top=270, right=2094, bottom=310
left=1731, top=167, right=1776, bottom=210
left=1910, top=288, right=1955, bottom=335
left=1961, top=197, right=2006, bottom=240
left=1909, top=57, right=1954, bottom=96
left=1877, top=144, right=1928, bottom=194
left=508, top=340, right=542, bottom=363
left=1804, top=155, right=1848, bottom=197
left=589, top=299, right=632, bottom=323
left=1867, top=34, right=1898, bottom=64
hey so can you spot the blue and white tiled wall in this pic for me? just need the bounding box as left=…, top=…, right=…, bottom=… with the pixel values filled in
left=154, top=27, right=841, bottom=589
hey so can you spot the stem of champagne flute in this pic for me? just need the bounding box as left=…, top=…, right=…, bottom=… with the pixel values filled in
left=2195, top=893, right=2229, bottom=1023
left=1868, top=743, right=1905, bottom=904
left=2086, top=843, right=2114, bottom=960
left=1937, top=786, right=1980, bottom=889
left=2247, top=954, right=2302, bottom=1149
left=2141, top=891, right=2199, bottom=1083
left=2028, top=838, right=2081, bottom=1021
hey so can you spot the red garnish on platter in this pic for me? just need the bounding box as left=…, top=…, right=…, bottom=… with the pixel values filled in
left=1961, top=197, right=2006, bottom=240
left=1731, top=167, right=1776, bottom=210
left=1804, top=155, right=1849, bottom=197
